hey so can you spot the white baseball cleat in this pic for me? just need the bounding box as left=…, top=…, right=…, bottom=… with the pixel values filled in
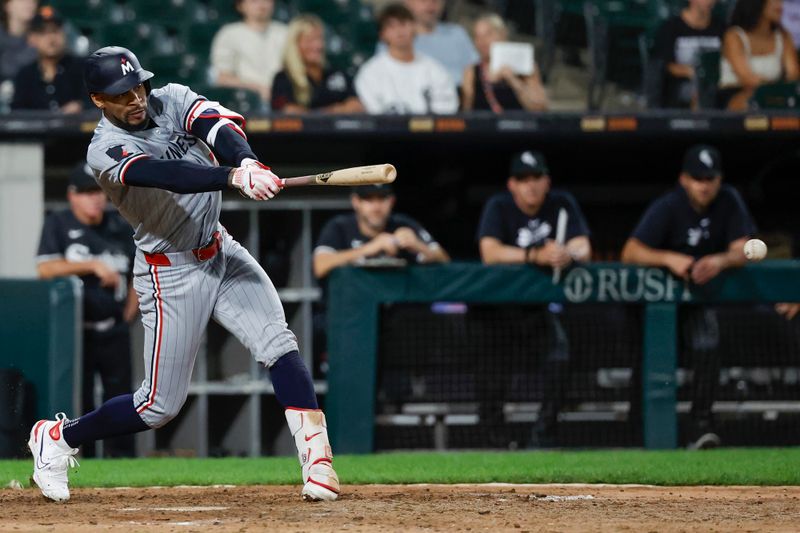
left=28, top=413, right=79, bottom=502
left=285, top=408, right=340, bottom=502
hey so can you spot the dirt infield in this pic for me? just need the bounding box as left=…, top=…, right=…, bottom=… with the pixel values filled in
left=1, top=484, right=799, bottom=532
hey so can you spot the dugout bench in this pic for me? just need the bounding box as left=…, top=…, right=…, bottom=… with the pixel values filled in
left=325, top=262, right=800, bottom=453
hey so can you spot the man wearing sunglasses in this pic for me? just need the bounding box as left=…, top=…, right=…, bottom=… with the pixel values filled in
left=622, top=144, right=756, bottom=449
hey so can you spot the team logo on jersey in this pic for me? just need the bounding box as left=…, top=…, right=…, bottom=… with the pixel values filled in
left=106, top=145, right=131, bottom=161
left=687, top=218, right=711, bottom=247
left=121, top=58, right=135, bottom=76
left=516, top=219, right=552, bottom=248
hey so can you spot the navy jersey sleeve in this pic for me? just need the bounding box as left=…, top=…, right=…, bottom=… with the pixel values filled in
left=314, top=216, right=348, bottom=254
left=631, top=196, right=672, bottom=248
left=271, top=71, right=296, bottom=111
left=477, top=195, right=506, bottom=242
left=36, top=213, right=65, bottom=263
left=559, top=191, right=591, bottom=240
left=724, top=187, right=757, bottom=244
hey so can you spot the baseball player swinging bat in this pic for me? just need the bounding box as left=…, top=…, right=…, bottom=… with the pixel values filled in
left=281, top=163, right=397, bottom=188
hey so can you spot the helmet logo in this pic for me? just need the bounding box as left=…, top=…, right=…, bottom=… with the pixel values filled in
left=121, top=58, right=135, bottom=76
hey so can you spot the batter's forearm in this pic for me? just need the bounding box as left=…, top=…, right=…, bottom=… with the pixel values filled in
left=124, top=158, right=233, bottom=193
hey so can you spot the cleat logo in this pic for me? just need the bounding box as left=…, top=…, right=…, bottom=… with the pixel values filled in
left=49, top=421, right=62, bottom=441
left=304, top=432, right=322, bottom=442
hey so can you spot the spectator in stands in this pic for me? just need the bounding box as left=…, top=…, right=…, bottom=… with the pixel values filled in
left=36, top=163, right=138, bottom=457
left=621, top=144, right=756, bottom=449
left=462, top=14, right=548, bottom=112
left=271, top=14, right=363, bottom=113
left=210, top=0, right=288, bottom=103
left=11, top=6, right=84, bottom=113
left=355, top=3, right=458, bottom=114
left=0, top=0, right=37, bottom=82
left=653, top=0, right=725, bottom=109
left=719, top=0, right=800, bottom=110
left=477, top=150, right=591, bottom=448
left=402, top=0, right=478, bottom=85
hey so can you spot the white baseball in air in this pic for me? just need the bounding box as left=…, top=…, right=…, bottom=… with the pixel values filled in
left=743, top=239, right=767, bottom=261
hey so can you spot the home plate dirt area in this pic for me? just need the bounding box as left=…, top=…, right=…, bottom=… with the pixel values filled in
left=1, top=484, right=799, bottom=532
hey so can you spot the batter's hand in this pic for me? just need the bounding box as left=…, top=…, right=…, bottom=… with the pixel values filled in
left=229, top=165, right=282, bottom=201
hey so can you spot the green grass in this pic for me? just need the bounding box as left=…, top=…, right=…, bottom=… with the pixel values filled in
left=2, top=449, right=799, bottom=488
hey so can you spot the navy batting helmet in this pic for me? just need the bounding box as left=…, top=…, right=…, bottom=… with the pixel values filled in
left=84, top=46, right=154, bottom=95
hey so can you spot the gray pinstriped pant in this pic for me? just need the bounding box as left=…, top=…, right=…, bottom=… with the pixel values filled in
left=131, top=226, right=298, bottom=428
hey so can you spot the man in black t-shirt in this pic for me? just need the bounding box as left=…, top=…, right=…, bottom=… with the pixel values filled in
left=11, top=7, right=86, bottom=113
left=312, top=184, right=449, bottom=376
left=653, top=0, right=724, bottom=108
left=314, top=184, right=449, bottom=278
left=622, top=144, right=756, bottom=449
left=476, top=150, right=592, bottom=448
left=36, top=164, right=138, bottom=457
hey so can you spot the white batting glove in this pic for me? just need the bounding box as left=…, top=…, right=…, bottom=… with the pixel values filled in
left=229, top=165, right=282, bottom=201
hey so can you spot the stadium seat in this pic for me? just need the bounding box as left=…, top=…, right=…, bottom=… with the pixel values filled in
left=97, top=23, right=186, bottom=57
left=637, top=29, right=664, bottom=108
left=584, top=0, right=669, bottom=109
left=185, top=21, right=223, bottom=58
left=146, top=54, right=209, bottom=86
left=51, top=0, right=120, bottom=27
left=194, top=86, right=264, bottom=114
left=750, top=82, right=800, bottom=109
left=123, top=0, right=198, bottom=29
left=294, top=0, right=356, bottom=27
left=202, top=0, right=245, bottom=23
left=696, top=50, right=720, bottom=109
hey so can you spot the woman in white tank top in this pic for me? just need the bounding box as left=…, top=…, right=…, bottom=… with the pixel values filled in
left=718, top=0, right=799, bottom=110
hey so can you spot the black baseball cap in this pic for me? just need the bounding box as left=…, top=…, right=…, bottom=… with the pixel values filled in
left=683, top=144, right=722, bottom=179
left=68, top=162, right=102, bottom=193
left=30, top=6, right=64, bottom=32
left=353, top=183, right=394, bottom=197
left=510, top=150, right=548, bottom=177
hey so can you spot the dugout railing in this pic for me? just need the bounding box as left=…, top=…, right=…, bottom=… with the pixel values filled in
left=326, top=262, right=800, bottom=453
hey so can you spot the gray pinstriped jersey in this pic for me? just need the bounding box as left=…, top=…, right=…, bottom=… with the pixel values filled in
left=86, top=83, right=222, bottom=254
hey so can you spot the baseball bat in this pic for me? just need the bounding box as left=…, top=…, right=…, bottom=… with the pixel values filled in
left=552, top=207, right=568, bottom=284
left=280, top=164, right=397, bottom=188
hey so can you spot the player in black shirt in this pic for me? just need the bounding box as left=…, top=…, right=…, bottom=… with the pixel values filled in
left=622, top=144, right=756, bottom=448
left=270, top=14, right=363, bottom=114
left=312, top=184, right=449, bottom=376
left=11, top=7, right=86, bottom=113
left=653, top=0, right=724, bottom=108
left=314, top=184, right=449, bottom=278
left=476, top=150, right=592, bottom=448
left=36, top=163, right=137, bottom=457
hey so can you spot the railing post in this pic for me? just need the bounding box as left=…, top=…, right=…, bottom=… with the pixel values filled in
left=642, top=302, right=678, bottom=449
